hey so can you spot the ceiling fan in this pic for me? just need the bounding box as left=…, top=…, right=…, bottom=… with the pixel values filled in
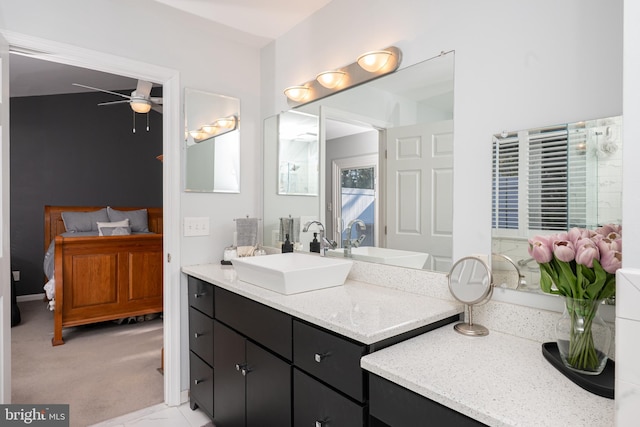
left=72, top=80, right=163, bottom=114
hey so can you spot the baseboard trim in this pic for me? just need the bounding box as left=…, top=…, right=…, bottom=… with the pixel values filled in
left=17, top=293, right=46, bottom=302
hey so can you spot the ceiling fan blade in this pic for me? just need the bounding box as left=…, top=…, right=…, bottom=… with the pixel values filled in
left=150, top=97, right=163, bottom=104
left=97, top=100, right=130, bottom=106
left=135, top=80, right=153, bottom=98
left=151, top=104, right=163, bottom=114
left=72, top=83, right=132, bottom=100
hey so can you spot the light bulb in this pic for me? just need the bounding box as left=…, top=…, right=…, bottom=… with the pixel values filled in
left=316, top=71, right=346, bottom=89
left=284, top=86, right=310, bottom=102
left=357, top=51, right=392, bottom=73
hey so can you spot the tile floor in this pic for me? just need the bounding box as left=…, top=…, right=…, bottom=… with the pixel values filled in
left=89, top=402, right=211, bottom=427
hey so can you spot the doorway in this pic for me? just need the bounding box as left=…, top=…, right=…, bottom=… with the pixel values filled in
left=1, top=32, right=181, bottom=406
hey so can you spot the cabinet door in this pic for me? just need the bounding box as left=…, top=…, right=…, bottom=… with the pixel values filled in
left=246, top=341, right=291, bottom=427
left=214, top=320, right=246, bottom=427
left=293, top=368, right=364, bottom=427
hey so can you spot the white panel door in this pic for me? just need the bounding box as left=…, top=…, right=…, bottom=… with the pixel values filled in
left=386, top=120, right=453, bottom=271
left=0, top=32, right=11, bottom=403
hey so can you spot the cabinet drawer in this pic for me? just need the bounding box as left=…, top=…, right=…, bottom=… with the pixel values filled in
left=189, top=307, right=214, bottom=365
left=190, top=352, right=214, bottom=419
left=293, top=319, right=366, bottom=402
left=188, top=276, right=214, bottom=317
left=294, top=368, right=364, bottom=427
left=369, top=374, right=486, bottom=427
left=215, top=287, right=292, bottom=360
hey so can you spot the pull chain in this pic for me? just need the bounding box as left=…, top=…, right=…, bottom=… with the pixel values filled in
left=132, top=111, right=136, bottom=133
left=146, top=112, right=150, bottom=131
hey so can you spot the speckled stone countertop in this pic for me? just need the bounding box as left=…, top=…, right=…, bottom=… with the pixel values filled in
left=361, top=326, right=615, bottom=427
left=182, top=263, right=463, bottom=345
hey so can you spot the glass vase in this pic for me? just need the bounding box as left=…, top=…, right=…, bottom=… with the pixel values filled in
left=556, top=297, right=611, bottom=375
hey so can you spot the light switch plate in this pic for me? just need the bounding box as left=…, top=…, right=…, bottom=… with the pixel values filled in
left=184, top=217, right=210, bottom=237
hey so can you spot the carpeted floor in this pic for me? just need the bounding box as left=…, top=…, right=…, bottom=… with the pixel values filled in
left=11, top=300, right=164, bottom=427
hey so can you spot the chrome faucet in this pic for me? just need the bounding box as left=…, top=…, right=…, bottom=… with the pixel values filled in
left=302, top=220, right=337, bottom=256
left=343, top=219, right=366, bottom=257
left=492, top=253, right=527, bottom=288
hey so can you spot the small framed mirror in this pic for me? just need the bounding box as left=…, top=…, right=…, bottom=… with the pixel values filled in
left=448, top=256, right=494, bottom=336
left=184, top=88, right=240, bottom=193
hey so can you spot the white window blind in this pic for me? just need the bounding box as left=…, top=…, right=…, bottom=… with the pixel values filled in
left=527, top=126, right=569, bottom=231
left=492, top=135, right=519, bottom=229
left=493, top=125, right=579, bottom=234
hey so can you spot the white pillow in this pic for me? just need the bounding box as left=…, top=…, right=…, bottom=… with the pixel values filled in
left=97, top=219, right=131, bottom=236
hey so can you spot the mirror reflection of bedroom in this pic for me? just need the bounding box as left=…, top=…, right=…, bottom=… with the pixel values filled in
left=8, top=53, right=164, bottom=424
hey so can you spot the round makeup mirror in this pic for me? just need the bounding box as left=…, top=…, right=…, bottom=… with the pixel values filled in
left=448, top=256, right=494, bottom=336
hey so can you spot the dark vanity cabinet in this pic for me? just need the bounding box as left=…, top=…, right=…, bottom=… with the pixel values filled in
left=213, top=288, right=292, bottom=427
left=187, top=275, right=460, bottom=427
left=188, top=276, right=215, bottom=419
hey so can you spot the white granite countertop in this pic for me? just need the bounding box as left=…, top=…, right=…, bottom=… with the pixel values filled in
left=361, top=326, right=615, bottom=427
left=182, top=263, right=463, bottom=345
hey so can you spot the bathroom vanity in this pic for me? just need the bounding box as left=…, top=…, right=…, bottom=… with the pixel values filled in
left=183, top=263, right=462, bottom=426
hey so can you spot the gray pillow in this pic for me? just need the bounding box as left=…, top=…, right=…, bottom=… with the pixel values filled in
left=107, top=207, right=149, bottom=232
left=61, top=208, right=109, bottom=232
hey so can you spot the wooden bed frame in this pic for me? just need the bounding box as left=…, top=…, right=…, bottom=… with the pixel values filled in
left=44, top=206, right=164, bottom=346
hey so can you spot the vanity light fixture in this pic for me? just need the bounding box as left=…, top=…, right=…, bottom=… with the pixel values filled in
left=316, top=70, right=346, bottom=89
left=283, top=46, right=401, bottom=106
left=357, top=50, right=393, bottom=72
left=283, top=85, right=311, bottom=103
left=190, top=115, right=239, bottom=143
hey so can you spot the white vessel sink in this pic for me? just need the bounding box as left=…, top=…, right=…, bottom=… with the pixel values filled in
left=232, top=252, right=353, bottom=295
left=327, top=247, right=429, bottom=269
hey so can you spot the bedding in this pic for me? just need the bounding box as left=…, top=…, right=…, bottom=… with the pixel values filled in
left=107, top=207, right=149, bottom=232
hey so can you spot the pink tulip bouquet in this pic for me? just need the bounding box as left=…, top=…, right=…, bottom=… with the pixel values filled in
left=528, top=224, right=620, bottom=373
left=528, top=224, right=620, bottom=300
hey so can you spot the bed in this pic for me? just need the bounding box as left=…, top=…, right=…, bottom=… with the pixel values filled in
left=43, top=205, right=163, bottom=346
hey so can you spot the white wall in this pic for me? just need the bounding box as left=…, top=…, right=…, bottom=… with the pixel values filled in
left=0, top=0, right=264, bottom=398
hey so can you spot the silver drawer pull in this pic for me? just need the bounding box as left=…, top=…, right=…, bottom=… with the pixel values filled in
left=235, top=363, right=246, bottom=371
left=194, top=332, right=202, bottom=339
left=314, top=352, right=330, bottom=363
left=241, top=367, right=251, bottom=376
left=194, top=379, right=203, bottom=385
left=194, top=292, right=206, bottom=298
left=315, top=418, right=329, bottom=427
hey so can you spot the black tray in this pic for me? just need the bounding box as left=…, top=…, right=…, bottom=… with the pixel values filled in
left=542, top=342, right=614, bottom=399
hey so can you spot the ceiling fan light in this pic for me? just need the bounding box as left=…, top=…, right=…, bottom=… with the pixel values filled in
left=357, top=50, right=393, bottom=73
left=316, top=70, right=346, bottom=89
left=284, top=86, right=310, bottom=102
left=130, top=99, right=152, bottom=114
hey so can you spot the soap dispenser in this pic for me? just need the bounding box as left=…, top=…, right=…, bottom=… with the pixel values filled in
left=310, top=233, right=320, bottom=253
left=281, top=234, right=294, bottom=253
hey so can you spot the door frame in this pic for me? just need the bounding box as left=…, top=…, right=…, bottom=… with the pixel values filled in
left=331, top=154, right=379, bottom=246
left=0, top=30, right=182, bottom=405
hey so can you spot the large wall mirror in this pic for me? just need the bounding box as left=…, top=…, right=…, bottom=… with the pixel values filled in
left=491, top=115, right=622, bottom=295
left=184, top=88, right=240, bottom=193
left=263, top=52, right=455, bottom=272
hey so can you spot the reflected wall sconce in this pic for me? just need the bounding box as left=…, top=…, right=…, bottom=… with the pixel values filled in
left=284, top=46, right=402, bottom=106
left=190, top=115, right=238, bottom=143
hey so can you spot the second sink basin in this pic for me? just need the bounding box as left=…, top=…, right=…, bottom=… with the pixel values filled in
left=327, top=247, right=429, bottom=269
left=232, top=252, right=353, bottom=295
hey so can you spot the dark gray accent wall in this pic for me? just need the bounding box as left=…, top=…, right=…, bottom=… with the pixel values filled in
left=10, top=90, right=163, bottom=296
